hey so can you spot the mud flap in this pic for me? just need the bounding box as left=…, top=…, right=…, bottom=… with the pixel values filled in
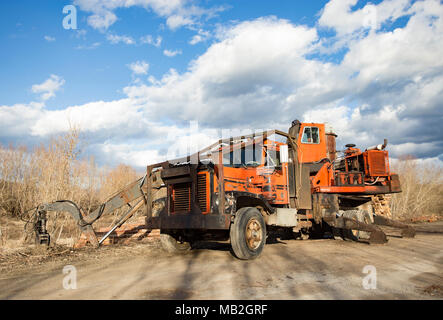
left=295, top=164, right=312, bottom=209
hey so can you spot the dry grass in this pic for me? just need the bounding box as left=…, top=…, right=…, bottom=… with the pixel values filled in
left=390, top=156, right=443, bottom=220
left=0, top=129, right=140, bottom=247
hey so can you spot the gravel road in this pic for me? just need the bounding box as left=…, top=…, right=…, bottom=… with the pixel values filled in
left=1, top=222, right=442, bottom=300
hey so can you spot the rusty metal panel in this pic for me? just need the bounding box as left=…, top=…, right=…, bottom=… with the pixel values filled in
left=366, top=150, right=389, bottom=176
left=161, top=166, right=191, bottom=179
left=326, top=132, right=337, bottom=161
left=295, top=164, right=312, bottom=209
left=389, top=174, right=402, bottom=193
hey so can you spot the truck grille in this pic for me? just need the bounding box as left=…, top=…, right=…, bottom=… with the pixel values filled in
left=197, top=174, right=208, bottom=213
left=170, top=173, right=209, bottom=213
left=171, top=182, right=190, bottom=212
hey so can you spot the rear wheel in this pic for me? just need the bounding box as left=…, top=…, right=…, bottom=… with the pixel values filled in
left=160, top=231, right=191, bottom=253
left=230, top=207, right=266, bottom=260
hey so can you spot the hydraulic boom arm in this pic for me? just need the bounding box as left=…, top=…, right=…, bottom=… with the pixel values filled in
left=34, top=175, right=147, bottom=247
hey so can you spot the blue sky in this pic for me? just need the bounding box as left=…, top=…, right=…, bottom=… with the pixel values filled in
left=0, top=1, right=329, bottom=108
left=1, top=0, right=442, bottom=169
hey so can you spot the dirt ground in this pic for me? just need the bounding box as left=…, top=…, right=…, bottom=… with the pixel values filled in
left=0, top=221, right=442, bottom=300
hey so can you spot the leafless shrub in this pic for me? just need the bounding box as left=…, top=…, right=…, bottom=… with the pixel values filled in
left=0, top=223, right=6, bottom=246
left=0, top=129, right=140, bottom=244
left=390, top=156, right=443, bottom=220
left=98, top=164, right=138, bottom=203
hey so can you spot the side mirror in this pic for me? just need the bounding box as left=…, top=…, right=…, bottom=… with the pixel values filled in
left=280, top=145, right=289, bottom=163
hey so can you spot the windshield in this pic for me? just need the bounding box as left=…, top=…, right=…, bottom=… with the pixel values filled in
left=223, top=143, right=263, bottom=168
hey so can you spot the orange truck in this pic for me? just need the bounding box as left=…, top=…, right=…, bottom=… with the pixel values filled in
left=34, top=120, right=415, bottom=260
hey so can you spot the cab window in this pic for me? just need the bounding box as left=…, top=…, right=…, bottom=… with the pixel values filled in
left=301, top=127, right=320, bottom=144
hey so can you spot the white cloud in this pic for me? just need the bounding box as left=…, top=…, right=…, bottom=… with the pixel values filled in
left=75, top=29, right=87, bottom=39
left=73, top=0, right=224, bottom=31
left=87, top=11, right=118, bottom=32
left=44, top=35, right=55, bottom=42
left=166, top=14, right=194, bottom=30
left=189, top=34, right=203, bottom=45
left=76, top=42, right=101, bottom=50
left=318, top=0, right=411, bottom=36
left=163, top=49, right=182, bottom=57
left=140, top=35, right=162, bottom=47
left=31, top=75, right=65, bottom=101
left=390, top=156, right=443, bottom=168
left=128, top=60, right=149, bottom=75
left=389, top=142, right=440, bottom=157
left=30, top=99, right=145, bottom=137
left=106, top=34, right=136, bottom=45
left=123, top=17, right=321, bottom=127
left=0, top=102, right=45, bottom=139
left=189, top=29, right=210, bottom=45
left=99, top=143, right=164, bottom=168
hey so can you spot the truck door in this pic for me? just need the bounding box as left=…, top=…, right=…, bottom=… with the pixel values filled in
left=288, top=148, right=312, bottom=209
left=287, top=121, right=313, bottom=210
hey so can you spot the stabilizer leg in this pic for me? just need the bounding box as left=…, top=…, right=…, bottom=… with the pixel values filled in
left=373, top=215, right=416, bottom=238
left=335, top=216, right=388, bottom=244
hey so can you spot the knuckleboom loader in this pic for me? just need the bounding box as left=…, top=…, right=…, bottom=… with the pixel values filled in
left=33, top=120, right=414, bottom=259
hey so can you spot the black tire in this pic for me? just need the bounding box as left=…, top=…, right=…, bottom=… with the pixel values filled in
left=230, top=207, right=266, bottom=260
left=342, top=209, right=374, bottom=241
left=160, top=231, right=191, bottom=253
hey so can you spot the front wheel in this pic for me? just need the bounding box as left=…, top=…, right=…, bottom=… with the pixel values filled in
left=230, top=207, right=266, bottom=260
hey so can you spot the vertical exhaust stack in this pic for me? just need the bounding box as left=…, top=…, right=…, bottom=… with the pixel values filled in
left=325, top=123, right=337, bottom=162
left=288, top=120, right=301, bottom=139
